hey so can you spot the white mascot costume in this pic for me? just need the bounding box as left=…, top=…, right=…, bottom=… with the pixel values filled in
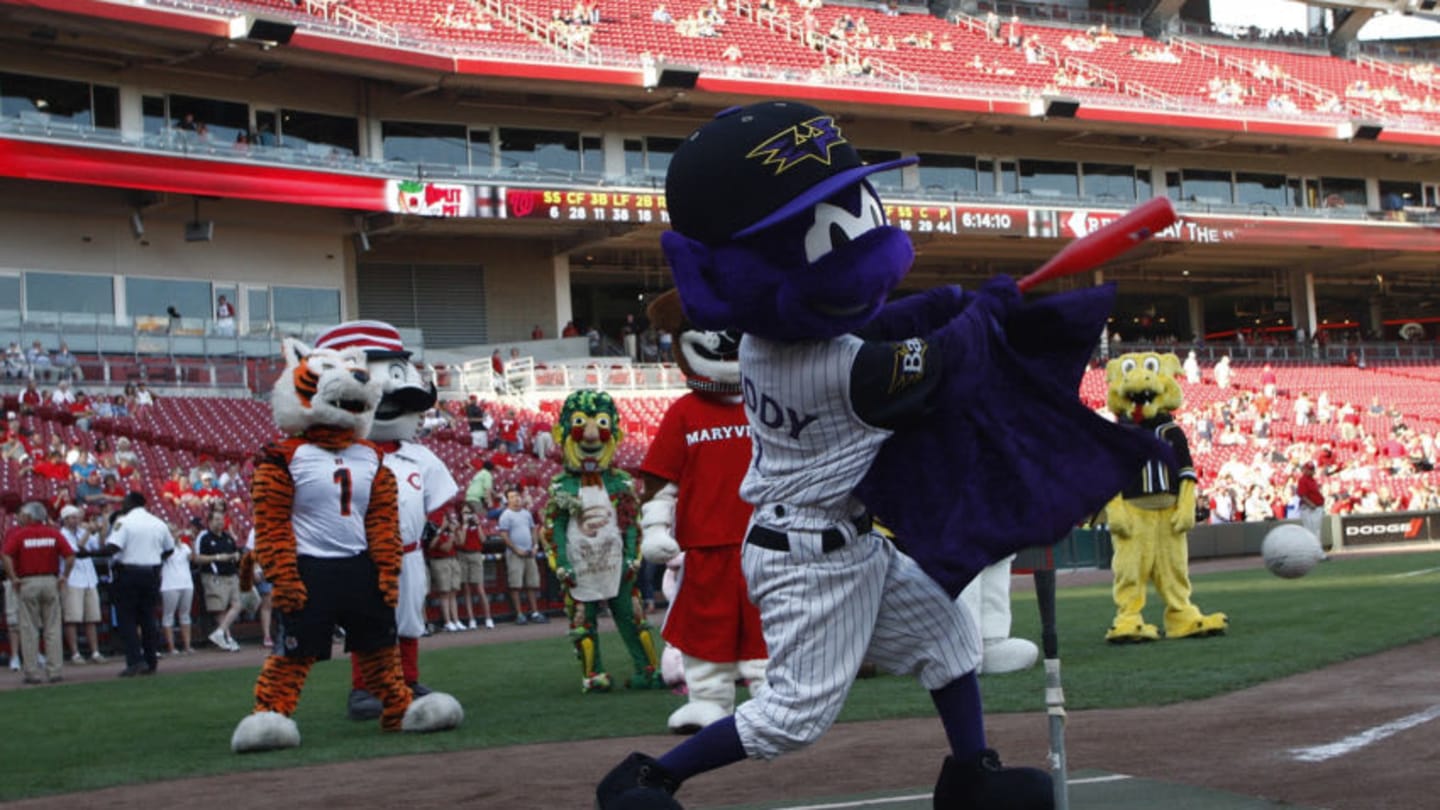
left=313, top=322, right=462, bottom=722
left=958, top=556, right=1038, bottom=675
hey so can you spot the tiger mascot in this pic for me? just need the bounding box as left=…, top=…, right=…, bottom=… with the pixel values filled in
left=309, top=321, right=462, bottom=722
left=230, top=338, right=462, bottom=753
left=1102, top=351, right=1227, bottom=643
left=545, top=389, right=666, bottom=693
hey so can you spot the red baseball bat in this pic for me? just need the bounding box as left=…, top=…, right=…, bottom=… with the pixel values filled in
left=1017, top=197, right=1178, bottom=293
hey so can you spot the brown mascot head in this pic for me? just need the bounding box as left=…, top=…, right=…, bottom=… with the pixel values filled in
left=647, top=289, right=741, bottom=396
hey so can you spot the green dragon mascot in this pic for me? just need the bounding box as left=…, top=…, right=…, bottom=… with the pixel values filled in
left=544, top=390, right=665, bottom=692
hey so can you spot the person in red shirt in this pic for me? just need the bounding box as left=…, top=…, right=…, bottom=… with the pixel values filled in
left=1, top=501, right=75, bottom=684
left=31, top=450, right=72, bottom=482
left=494, top=409, right=521, bottom=453
left=159, top=467, right=193, bottom=506
left=454, top=503, right=495, bottom=629
left=425, top=509, right=464, bottom=632
left=18, top=381, right=43, bottom=414
left=1296, top=462, right=1325, bottom=541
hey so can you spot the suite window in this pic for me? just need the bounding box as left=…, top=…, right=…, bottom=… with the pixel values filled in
left=1019, top=159, right=1079, bottom=198
left=1, top=72, right=118, bottom=129
left=272, top=286, right=341, bottom=328
left=169, top=94, right=250, bottom=145
left=1235, top=172, right=1287, bottom=208
left=499, top=127, right=581, bottom=174
left=624, top=136, right=683, bottom=177
left=1180, top=169, right=1232, bottom=204
left=1082, top=163, right=1142, bottom=201
left=125, top=278, right=212, bottom=325
left=277, top=109, right=359, bottom=155
left=1317, top=176, right=1366, bottom=208
left=24, top=272, right=113, bottom=316
left=381, top=121, right=468, bottom=168
left=0, top=275, right=19, bottom=314
left=917, top=153, right=979, bottom=194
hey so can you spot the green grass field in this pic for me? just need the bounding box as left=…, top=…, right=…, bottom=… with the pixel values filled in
left=2, top=551, right=1436, bottom=801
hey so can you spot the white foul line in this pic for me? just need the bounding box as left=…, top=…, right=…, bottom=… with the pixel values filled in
left=1289, top=704, right=1440, bottom=763
left=1391, top=567, right=1440, bottom=578
left=767, top=774, right=1133, bottom=809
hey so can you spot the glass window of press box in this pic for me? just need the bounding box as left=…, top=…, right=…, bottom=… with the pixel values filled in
left=271, top=287, right=341, bottom=331
left=498, top=127, right=603, bottom=177
left=917, top=154, right=980, bottom=196
left=624, top=136, right=684, bottom=179
left=1, top=71, right=118, bottom=128
left=164, top=94, right=251, bottom=146
left=382, top=121, right=469, bottom=169
left=23, top=272, right=115, bottom=322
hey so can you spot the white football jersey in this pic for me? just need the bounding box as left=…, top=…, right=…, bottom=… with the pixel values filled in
left=289, top=442, right=380, bottom=557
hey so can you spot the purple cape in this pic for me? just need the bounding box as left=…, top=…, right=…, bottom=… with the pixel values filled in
left=856, top=282, right=1167, bottom=597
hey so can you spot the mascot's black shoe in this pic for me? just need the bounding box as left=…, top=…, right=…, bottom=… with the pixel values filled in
left=933, top=749, right=1053, bottom=810
left=347, top=688, right=382, bottom=721
left=408, top=681, right=432, bottom=698
left=596, top=753, right=683, bottom=810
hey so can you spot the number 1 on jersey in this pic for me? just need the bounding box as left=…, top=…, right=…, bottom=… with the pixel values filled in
left=334, top=468, right=353, bottom=516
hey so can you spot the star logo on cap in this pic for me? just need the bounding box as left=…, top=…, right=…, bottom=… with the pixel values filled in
left=746, top=115, right=846, bottom=175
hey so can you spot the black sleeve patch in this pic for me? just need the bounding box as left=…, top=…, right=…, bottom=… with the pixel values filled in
left=851, top=339, right=943, bottom=429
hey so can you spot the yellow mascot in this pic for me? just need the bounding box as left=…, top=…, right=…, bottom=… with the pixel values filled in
left=1103, top=352, right=1227, bottom=643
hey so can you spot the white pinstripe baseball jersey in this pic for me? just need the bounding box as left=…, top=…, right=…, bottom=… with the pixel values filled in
left=385, top=441, right=460, bottom=545
left=738, top=334, right=891, bottom=529
left=289, top=442, right=380, bottom=558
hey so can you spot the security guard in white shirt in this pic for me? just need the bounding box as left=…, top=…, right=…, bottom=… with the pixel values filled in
left=102, top=492, right=176, bottom=677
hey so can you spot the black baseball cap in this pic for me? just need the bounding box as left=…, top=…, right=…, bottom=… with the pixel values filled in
left=665, top=101, right=915, bottom=246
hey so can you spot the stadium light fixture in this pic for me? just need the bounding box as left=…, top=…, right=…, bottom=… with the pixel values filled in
left=643, top=64, right=700, bottom=91
left=1350, top=120, right=1384, bottom=140
left=230, top=15, right=296, bottom=47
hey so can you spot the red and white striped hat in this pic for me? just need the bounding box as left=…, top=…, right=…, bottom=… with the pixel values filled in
left=313, top=320, right=409, bottom=358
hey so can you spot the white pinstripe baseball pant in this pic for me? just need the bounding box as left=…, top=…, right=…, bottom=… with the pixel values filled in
left=734, top=526, right=981, bottom=760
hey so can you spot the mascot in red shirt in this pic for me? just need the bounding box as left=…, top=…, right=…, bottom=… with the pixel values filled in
left=638, top=290, right=767, bottom=734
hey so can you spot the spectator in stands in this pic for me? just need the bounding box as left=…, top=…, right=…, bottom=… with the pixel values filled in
left=217, top=461, right=244, bottom=494
left=495, top=408, right=522, bottom=453
left=160, top=467, right=194, bottom=507
left=531, top=324, right=545, bottom=340
left=491, top=349, right=507, bottom=393
left=1214, top=355, right=1233, bottom=389
left=75, top=469, right=110, bottom=509
left=562, top=320, right=580, bottom=338
left=18, top=380, right=42, bottom=414
left=165, top=305, right=182, bottom=334
left=195, top=509, right=242, bottom=652
left=60, top=506, right=106, bottom=664
left=428, top=509, right=465, bottom=632
left=133, top=382, right=154, bottom=408
left=215, top=295, right=236, bottom=337
left=27, top=340, right=53, bottom=382
left=114, top=438, right=138, bottom=479
left=4, top=342, right=25, bottom=379
left=652, top=2, right=673, bottom=23
left=68, top=391, right=95, bottom=431
left=32, top=450, right=72, bottom=483
left=51, top=342, right=81, bottom=383
left=49, top=380, right=75, bottom=408
left=1183, top=350, right=1201, bottom=385
left=2, top=424, right=34, bottom=464
left=1260, top=363, right=1277, bottom=398
left=194, top=472, right=224, bottom=507
left=455, top=503, right=495, bottom=630
left=532, top=420, right=556, bottom=459
left=586, top=324, right=602, bottom=355
left=465, top=460, right=496, bottom=515
left=466, top=394, right=493, bottom=447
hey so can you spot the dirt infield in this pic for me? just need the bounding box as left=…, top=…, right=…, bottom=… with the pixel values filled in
left=7, top=557, right=1437, bottom=809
